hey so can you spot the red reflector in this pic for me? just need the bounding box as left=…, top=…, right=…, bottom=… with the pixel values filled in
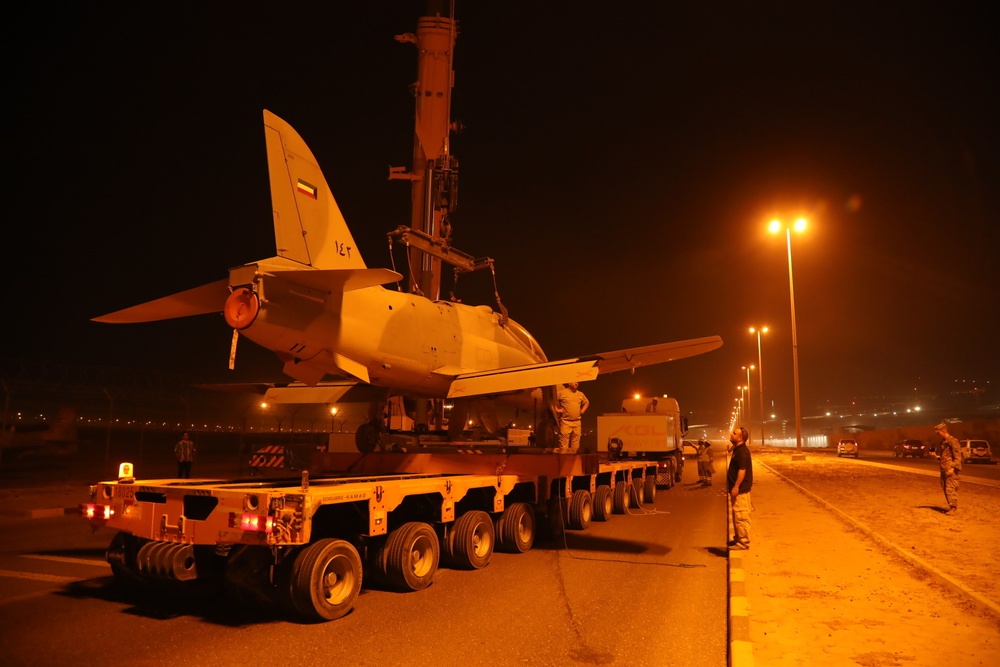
left=82, top=504, right=114, bottom=520
left=240, top=514, right=273, bottom=533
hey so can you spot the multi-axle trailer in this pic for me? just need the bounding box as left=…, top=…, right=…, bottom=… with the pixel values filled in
left=83, top=452, right=676, bottom=621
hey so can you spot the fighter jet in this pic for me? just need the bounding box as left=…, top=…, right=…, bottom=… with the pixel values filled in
left=94, top=111, right=721, bottom=444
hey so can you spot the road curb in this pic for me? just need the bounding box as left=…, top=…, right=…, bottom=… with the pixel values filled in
left=727, top=485, right=754, bottom=667
left=760, top=461, right=1000, bottom=620
left=25, top=506, right=77, bottom=519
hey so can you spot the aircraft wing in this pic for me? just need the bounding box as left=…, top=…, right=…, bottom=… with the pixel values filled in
left=582, top=335, right=723, bottom=374
left=92, top=280, right=230, bottom=323
left=447, top=360, right=600, bottom=398
left=446, top=335, right=722, bottom=398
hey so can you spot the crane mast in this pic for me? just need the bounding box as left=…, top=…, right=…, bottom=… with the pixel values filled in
left=389, top=0, right=462, bottom=302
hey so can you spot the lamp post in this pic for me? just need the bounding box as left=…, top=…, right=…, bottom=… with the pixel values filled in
left=769, top=218, right=806, bottom=457
left=742, top=366, right=755, bottom=444
left=749, top=326, right=768, bottom=446
left=737, top=386, right=745, bottom=427
left=330, top=406, right=339, bottom=433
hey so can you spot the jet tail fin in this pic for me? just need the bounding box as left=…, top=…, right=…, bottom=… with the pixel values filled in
left=264, top=110, right=367, bottom=271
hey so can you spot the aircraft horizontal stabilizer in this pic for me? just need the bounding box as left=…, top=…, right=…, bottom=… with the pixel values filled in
left=447, top=360, right=599, bottom=398
left=92, top=280, right=230, bottom=323
left=269, top=268, right=403, bottom=293
left=194, top=381, right=387, bottom=404
left=263, top=382, right=387, bottom=404
left=589, top=335, right=723, bottom=374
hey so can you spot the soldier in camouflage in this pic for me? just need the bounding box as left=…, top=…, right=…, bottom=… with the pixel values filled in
left=932, top=422, right=961, bottom=516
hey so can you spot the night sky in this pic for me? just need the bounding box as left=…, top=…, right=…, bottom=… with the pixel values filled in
left=9, top=2, right=999, bottom=428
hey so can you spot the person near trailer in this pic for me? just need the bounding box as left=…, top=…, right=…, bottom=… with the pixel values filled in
left=698, top=438, right=714, bottom=485
left=174, top=431, right=196, bottom=478
left=931, top=422, right=962, bottom=516
left=556, top=382, right=589, bottom=451
left=727, top=427, right=753, bottom=550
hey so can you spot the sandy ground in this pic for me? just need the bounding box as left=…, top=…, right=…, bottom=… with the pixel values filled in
left=742, top=452, right=1000, bottom=666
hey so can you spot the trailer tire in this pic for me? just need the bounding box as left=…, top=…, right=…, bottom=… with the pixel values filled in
left=106, top=531, right=143, bottom=586
left=593, top=485, right=613, bottom=521
left=568, top=490, right=593, bottom=530
left=644, top=474, right=657, bottom=503
left=380, top=522, right=439, bottom=591
left=496, top=502, right=535, bottom=553
left=355, top=422, right=381, bottom=453
left=448, top=511, right=494, bottom=570
left=545, top=497, right=567, bottom=541
left=287, top=538, right=362, bottom=621
left=632, top=479, right=645, bottom=505
left=613, top=481, right=630, bottom=514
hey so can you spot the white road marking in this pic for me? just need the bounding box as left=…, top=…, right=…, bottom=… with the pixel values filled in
left=0, top=569, right=77, bottom=583
left=20, top=554, right=109, bottom=568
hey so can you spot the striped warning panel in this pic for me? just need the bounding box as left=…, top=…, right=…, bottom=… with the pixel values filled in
left=250, top=445, right=288, bottom=468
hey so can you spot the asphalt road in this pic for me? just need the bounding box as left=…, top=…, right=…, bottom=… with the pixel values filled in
left=0, top=453, right=731, bottom=666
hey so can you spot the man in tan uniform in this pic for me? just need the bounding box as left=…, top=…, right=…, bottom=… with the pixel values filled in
left=932, top=422, right=962, bottom=516
left=556, top=382, right=589, bottom=451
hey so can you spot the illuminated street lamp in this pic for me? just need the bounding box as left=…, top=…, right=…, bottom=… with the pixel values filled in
left=749, top=326, right=768, bottom=446
left=769, top=218, right=807, bottom=456
left=330, top=406, right=339, bottom=433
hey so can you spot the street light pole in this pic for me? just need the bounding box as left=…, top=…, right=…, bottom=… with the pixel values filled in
left=749, top=326, right=768, bottom=446
left=770, top=218, right=806, bottom=457
left=742, top=366, right=754, bottom=444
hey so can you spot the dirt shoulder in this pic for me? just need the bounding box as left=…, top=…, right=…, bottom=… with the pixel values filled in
left=742, top=451, right=1000, bottom=667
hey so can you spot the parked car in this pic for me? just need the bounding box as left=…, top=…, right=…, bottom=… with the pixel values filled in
left=837, top=439, right=860, bottom=458
left=959, top=439, right=993, bottom=464
left=894, top=439, right=927, bottom=458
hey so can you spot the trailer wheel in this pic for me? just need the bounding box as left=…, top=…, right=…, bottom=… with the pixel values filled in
left=288, top=538, right=362, bottom=621
left=355, top=422, right=381, bottom=453
left=613, top=481, right=630, bottom=514
left=644, top=474, right=657, bottom=503
left=593, top=485, right=613, bottom=521
left=106, top=531, right=143, bottom=585
left=380, top=522, right=439, bottom=591
left=496, top=502, right=535, bottom=553
left=568, top=490, right=593, bottom=530
left=632, top=479, right=645, bottom=504
left=447, top=511, right=494, bottom=570
left=664, top=458, right=676, bottom=489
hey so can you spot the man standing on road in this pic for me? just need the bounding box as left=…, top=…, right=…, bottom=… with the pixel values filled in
left=932, top=422, right=961, bottom=515
left=728, top=426, right=753, bottom=550
left=698, top=439, right=714, bottom=485
left=174, top=431, right=196, bottom=478
left=556, top=382, right=589, bottom=451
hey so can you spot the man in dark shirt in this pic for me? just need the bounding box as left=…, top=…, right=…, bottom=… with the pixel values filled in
left=728, top=426, right=753, bottom=550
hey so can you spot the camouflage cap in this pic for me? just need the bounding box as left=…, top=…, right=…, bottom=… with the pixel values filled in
left=933, top=422, right=947, bottom=431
